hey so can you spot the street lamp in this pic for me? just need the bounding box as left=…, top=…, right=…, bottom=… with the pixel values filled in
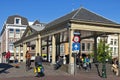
left=101, top=35, right=108, bottom=78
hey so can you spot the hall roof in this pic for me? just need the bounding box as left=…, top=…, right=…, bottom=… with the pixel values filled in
left=45, top=7, right=118, bottom=30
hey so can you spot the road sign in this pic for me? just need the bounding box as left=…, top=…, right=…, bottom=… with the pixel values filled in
left=72, top=43, right=80, bottom=52
left=73, top=36, right=80, bottom=42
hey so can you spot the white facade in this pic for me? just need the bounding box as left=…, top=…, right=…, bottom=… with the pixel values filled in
left=97, top=34, right=118, bottom=59
left=107, top=34, right=118, bottom=58
left=0, top=15, right=28, bottom=62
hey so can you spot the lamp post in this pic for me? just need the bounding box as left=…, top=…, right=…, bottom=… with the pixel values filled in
left=101, top=35, right=108, bottom=78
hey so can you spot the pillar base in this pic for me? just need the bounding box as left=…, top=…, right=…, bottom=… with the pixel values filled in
left=68, top=63, right=75, bottom=75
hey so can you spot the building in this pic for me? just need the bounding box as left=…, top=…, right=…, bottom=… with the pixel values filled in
left=108, top=34, right=118, bottom=58
left=97, top=34, right=118, bottom=59
left=14, top=7, right=120, bottom=75
left=0, top=15, right=28, bottom=62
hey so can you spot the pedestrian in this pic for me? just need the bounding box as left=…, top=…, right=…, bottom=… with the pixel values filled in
left=14, top=56, right=19, bottom=68
left=111, top=58, right=119, bottom=76
left=5, top=50, right=11, bottom=63
left=34, top=53, right=44, bottom=77
left=54, top=56, right=63, bottom=70
left=25, top=50, right=31, bottom=71
left=79, top=55, right=83, bottom=69
left=84, top=55, right=90, bottom=71
left=35, top=53, right=42, bottom=67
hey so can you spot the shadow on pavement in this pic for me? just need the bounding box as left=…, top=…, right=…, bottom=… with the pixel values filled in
left=0, top=63, right=14, bottom=74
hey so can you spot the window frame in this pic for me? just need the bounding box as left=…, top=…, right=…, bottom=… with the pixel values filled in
left=14, top=17, right=21, bottom=25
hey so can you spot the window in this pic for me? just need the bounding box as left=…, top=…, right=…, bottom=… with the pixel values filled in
left=114, top=39, right=117, bottom=45
left=60, top=44, right=64, bottom=53
left=21, top=53, right=23, bottom=56
left=9, top=43, right=14, bottom=51
left=110, top=39, right=113, bottom=45
left=16, top=29, right=20, bottom=33
left=42, top=47, right=45, bottom=50
left=14, top=18, right=21, bottom=25
left=9, top=29, right=14, bottom=38
left=114, top=47, right=117, bottom=55
left=15, top=29, right=20, bottom=38
left=31, top=46, right=35, bottom=50
left=16, top=47, right=19, bottom=52
left=16, top=19, right=19, bottom=24
left=87, top=43, right=90, bottom=51
left=9, top=29, right=14, bottom=32
left=82, top=43, right=85, bottom=51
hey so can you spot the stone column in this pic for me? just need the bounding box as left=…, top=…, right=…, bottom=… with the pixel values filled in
left=23, top=43, right=27, bottom=62
left=35, top=39, right=39, bottom=56
left=18, top=46, right=21, bottom=62
left=38, top=35, right=41, bottom=55
left=52, top=35, right=56, bottom=64
left=94, top=36, right=97, bottom=62
left=14, top=46, right=16, bottom=57
left=118, top=34, right=120, bottom=67
left=68, top=29, right=74, bottom=74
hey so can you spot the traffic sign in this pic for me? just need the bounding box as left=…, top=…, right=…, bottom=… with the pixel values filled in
left=72, top=43, right=80, bottom=52
left=73, top=36, right=80, bottom=42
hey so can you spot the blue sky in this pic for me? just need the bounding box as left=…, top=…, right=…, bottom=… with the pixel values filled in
left=0, top=0, right=120, bottom=32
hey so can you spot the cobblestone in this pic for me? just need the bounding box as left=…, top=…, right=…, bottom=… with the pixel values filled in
left=0, top=62, right=119, bottom=80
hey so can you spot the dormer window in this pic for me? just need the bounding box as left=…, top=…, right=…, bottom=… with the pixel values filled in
left=14, top=17, right=21, bottom=25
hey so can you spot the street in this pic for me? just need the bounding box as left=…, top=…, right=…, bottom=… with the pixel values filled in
left=0, top=62, right=119, bottom=80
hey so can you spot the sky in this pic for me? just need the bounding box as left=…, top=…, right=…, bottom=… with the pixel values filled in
left=0, top=0, right=120, bottom=32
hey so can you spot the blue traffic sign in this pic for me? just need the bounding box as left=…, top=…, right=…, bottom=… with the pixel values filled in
left=72, top=43, right=80, bottom=51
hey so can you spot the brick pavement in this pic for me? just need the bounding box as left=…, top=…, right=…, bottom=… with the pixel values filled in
left=0, top=62, right=119, bottom=80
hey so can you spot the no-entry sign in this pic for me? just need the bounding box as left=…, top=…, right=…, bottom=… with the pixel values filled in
left=73, top=36, right=80, bottom=42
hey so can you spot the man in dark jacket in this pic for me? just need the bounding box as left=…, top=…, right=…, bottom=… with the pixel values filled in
left=35, top=53, right=44, bottom=77
left=35, top=53, right=42, bottom=67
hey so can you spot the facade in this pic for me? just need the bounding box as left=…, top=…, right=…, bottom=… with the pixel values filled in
left=97, top=34, right=118, bottom=59
left=107, top=34, right=118, bottom=58
left=81, top=38, right=94, bottom=55
left=0, top=15, right=28, bottom=62
left=14, top=20, right=46, bottom=62
left=0, top=15, right=45, bottom=62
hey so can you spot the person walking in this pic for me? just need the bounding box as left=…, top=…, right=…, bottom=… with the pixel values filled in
left=79, top=55, right=83, bottom=69
left=25, top=50, right=31, bottom=71
left=84, top=56, right=90, bottom=71
left=34, top=53, right=44, bottom=77
left=14, top=56, right=19, bottom=68
left=5, top=50, right=11, bottom=63
left=35, top=53, right=42, bottom=67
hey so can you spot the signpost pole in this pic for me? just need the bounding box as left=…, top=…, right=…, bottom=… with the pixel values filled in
left=74, top=53, right=77, bottom=75
left=72, top=32, right=81, bottom=75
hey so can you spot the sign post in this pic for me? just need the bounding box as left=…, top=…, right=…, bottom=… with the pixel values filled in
left=72, top=34, right=80, bottom=75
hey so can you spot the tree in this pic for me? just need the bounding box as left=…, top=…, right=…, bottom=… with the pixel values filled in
left=97, top=39, right=112, bottom=63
